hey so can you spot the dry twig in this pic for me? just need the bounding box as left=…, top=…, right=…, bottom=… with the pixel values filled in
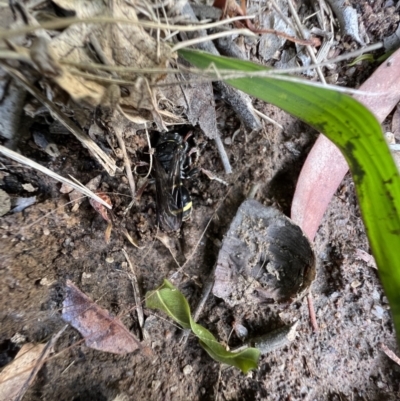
left=122, top=249, right=146, bottom=336
left=380, top=343, right=400, bottom=366
left=307, top=292, right=319, bottom=333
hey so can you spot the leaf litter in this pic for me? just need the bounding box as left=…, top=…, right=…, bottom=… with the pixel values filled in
left=62, top=280, right=141, bottom=355
left=1, top=0, right=400, bottom=399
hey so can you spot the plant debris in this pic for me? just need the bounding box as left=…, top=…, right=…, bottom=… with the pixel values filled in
left=62, top=280, right=141, bottom=354
left=0, top=343, right=45, bottom=401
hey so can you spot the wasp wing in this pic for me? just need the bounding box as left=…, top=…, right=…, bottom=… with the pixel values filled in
left=153, top=152, right=183, bottom=232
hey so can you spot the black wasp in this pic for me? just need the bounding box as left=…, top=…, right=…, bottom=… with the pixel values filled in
left=153, top=131, right=195, bottom=232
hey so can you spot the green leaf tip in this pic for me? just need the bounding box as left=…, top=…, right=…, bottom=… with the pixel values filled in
left=146, top=280, right=260, bottom=373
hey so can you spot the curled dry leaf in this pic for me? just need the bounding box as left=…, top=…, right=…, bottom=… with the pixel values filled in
left=0, top=343, right=45, bottom=401
left=47, top=0, right=174, bottom=124
left=30, top=36, right=106, bottom=108
left=69, top=174, right=102, bottom=212
left=212, top=199, right=316, bottom=307
left=62, top=280, right=141, bottom=354
left=90, top=192, right=113, bottom=243
left=89, top=192, right=112, bottom=223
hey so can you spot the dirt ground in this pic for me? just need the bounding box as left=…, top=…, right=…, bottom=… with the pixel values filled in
left=1, top=1, right=400, bottom=400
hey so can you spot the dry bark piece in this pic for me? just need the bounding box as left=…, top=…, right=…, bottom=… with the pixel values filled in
left=89, top=192, right=112, bottom=223
left=180, top=2, right=262, bottom=133
left=62, top=280, right=141, bottom=354
left=212, top=199, right=315, bottom=307
left=0, top=188, right=11, bottom=216
left=325, top=0, right=364, bottom=45
left=258, top=1, right=296, bottom=62
left=89, top=192, right=113, bottom=243
left=0, top=343, right=45, bottom=401
left=0, top=72, right=26, bottom=147
left=291, top=48, right=400, bottom=241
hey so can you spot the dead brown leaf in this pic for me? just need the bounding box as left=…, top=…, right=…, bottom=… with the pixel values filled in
left=47, top=0, right=174, bottom=125
left=0, top=344, right=45, bottom=401
left=62, top=280, right=141, bottom=354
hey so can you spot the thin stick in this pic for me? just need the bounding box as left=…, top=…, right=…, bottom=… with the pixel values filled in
left=60, top=42, right=382, bottom=79
left=0, top=146, right=112, bottom=209
left=287, top=0, right=326, bottom=83
left=380, top=343, right=400, bottom=366
left=14, top=325, right=67, bottom=401
left=1, top=64, right=117, bottom=176
left=122, top=249, right=146, bottom=334
left=307, top=292, right=319, bottom=333
left=213, top=131, right=232, bottom=174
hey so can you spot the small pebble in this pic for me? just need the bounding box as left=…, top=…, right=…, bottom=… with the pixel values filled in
left=82, top=272, right=92, bottom=284
left=371, top=305, right=385, bottom=319
left=183, top=365, right=193, bottom=375
left=224, top=137, right=232, bottom=145
left=105, top=256, right=114, bottom=263
left=151, top=380, right=161, bottom=391
left=43, top=228, right=50, bottom=236
left=11, top=333, right=26, bottom=344
left=40, top=277, right=52, bottom=286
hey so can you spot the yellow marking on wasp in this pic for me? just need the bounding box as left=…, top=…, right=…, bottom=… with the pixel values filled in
left=170, top=201, right=192, bottom=216
left=182, top=201, right=192, bottom=213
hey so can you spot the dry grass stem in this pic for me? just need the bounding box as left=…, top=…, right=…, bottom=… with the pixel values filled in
left=0, top=146, right=112, bottom=209
left=253, top=108, right=283, bottom=129
left=61, top=42, right=382, bottom=81
left=0, top=15, right=257, bottom=41
left=171, top=28, right=257, bottom=52
left=143, top=128, right=153, bottom=181
left=113, top=111, right=136, bottom=198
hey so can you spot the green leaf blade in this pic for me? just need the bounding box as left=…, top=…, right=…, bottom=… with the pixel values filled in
left=179, top=48, right=400, bottom=342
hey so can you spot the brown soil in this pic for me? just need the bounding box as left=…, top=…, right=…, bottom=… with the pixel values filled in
left=1, top=1, right=400, bottom=401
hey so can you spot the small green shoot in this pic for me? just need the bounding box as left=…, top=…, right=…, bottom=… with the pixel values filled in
left=146, top=280, right=260, bottom=373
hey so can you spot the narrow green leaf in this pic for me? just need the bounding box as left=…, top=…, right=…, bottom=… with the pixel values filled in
left=179, top=48, right=400, bottom=343
left=146, top=280, right=260, bottom=373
